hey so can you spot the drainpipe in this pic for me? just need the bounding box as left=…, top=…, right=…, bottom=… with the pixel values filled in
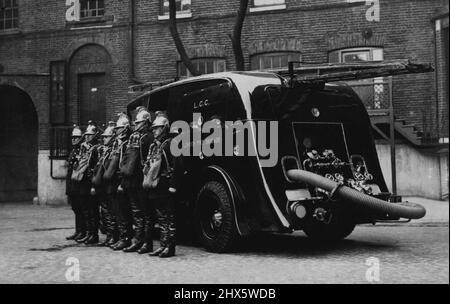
left=129, top=0, right=141, bottom=84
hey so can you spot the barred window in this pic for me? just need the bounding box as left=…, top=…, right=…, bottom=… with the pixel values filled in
left=250, top=52, right=301, bottom=71
left=80, top=0, right=104, bottom=19
left=0, top=0, right=18, bottom=30
left=178, top=58, right=226, bottom=78
left=161, top=0, right=191, bottom=15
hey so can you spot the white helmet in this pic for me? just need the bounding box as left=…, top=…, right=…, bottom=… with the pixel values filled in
left=102, top=121, right=116, bottom=137
left=115, top=113, right=130, bottom=129
left=134, top=106, right=152, bottom=124
left=71, top=125, right=83, bottom=137
left=84, top=120, right=99, bottom=136
left=151, top=112, right=170, bottom=129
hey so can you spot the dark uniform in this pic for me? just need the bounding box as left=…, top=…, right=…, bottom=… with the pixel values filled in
left=147, top=113, right=184, bottom=258
left=71, top=122, right=100, bottom=245
left=119, top=107, right=154, bottom=253
left=107, top=113, right=134, bottom=251
left=91, top=126, right=117, bottom=246
left=65, top=125, right=86, bottom=241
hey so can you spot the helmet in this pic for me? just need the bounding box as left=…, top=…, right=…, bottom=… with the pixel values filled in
left=151, top=113, right=170, bottom=129
left=134, top=106, right=152, bottom=124
left=84, top=120, right=99, bottom=135
left=102, top=121, right=116, bottom=137
left=115, top=113, right=130, bottom=129
left=71, top=124, right=83, bottom=137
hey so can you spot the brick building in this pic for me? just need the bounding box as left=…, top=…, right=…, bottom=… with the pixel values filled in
left=0, top=0, right=448, bottom=204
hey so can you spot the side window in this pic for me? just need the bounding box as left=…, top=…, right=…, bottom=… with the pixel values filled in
left=168, top=79, right=244, bottom=125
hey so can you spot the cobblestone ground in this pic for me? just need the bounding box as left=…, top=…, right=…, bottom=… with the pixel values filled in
left=0, top=203, right=448, bottom=284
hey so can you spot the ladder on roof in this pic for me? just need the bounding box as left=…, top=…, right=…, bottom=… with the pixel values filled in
left=128, top=78, right=178, bottom=93
left=275, top=59, right=434, bottom=85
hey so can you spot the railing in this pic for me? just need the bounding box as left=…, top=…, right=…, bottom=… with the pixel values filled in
left=49, top=126, right=73, bottom=159
left=349, top=78, right=391, bottom=111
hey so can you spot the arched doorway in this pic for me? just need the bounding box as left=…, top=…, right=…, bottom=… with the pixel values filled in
left=69, top=44, right=112, bottom=126
left=0, top=85, right=38, bottom=202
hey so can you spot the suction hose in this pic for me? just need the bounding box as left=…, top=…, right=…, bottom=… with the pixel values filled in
left=287, top=169, right=426, bottom=220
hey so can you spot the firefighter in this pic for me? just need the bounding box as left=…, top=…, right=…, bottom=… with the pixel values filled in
left=72, top=121, right=100, bottom=245
left=108, top=113, right=134, bottom=251
left=91, top=121, right=117, bottom=246
left=147, top=112, right=183, bottom=258
left=65, top=125, right=86, bottom=241
left=119, top=107, right=154, bottom=253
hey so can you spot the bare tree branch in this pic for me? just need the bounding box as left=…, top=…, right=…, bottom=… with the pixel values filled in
left=231, top=0, right=249, bottom=71
left=168, top=0, right=200, bottom=76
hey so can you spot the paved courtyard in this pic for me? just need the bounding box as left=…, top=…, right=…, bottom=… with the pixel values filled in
left=0, top=200, right=448, bottom=284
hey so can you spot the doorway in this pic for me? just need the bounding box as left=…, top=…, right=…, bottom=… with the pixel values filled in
left=0, top=85, right=38, bottom=202
left=78, top=73, right=106, bottom=125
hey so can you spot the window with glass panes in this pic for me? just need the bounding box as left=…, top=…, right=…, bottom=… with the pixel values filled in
left=250, top=52, right=301, bottom=71
left=178, top=58, right=226, bottom=78
left=0, top=0, right=18, bottom=30
left=329, top=47, right=386, bottom=110
left=161, top=0, right=191, bottom=15
left=80, top=0, right=104, bottom=19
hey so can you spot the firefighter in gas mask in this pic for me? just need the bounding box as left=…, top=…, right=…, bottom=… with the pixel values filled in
left=104, top=113, right=134, bottom=250
left=145, top=112, right=183, bottom=258
left=119, top=107, right=154, bottom=254
left=71, top=121, right=101, bottom=245
left=91, top=121, right=118, bottom=246
left=65, top=125, right=86, bottom=241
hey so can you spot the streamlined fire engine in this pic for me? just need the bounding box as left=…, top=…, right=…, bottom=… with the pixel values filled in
left=128, top=60, right=430, bottom=253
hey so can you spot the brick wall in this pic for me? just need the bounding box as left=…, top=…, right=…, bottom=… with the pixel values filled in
left=0, top=0, right=448, bottom=151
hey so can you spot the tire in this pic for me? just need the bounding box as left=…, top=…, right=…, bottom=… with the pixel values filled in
left=195, top=181, right=238, bottom=253
left=303, top=207, right=356, bottom=242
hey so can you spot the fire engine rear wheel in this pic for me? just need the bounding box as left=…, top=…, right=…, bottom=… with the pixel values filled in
left=195, top=181, right=238, bottom=253
left=302, top=209, right=356, bottom=242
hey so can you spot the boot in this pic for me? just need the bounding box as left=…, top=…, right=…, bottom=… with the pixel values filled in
left=66, top=231, right=79, bottom=240
left=106, top=234, right=119, bottom=247
left=159, top=246, right=175, bottom=258
left=84, top=234, right=99, bottom=245
left=113, top=239, right=131, bottom=251
left=148, top=247, right=165, bottom=257
left=137, top=242, right=153, bottom=254
left=98, top=234, right=112, bottom=246
left=123, top=241, right=144, bottom=253
left=76, top=233, right=90, bottom=243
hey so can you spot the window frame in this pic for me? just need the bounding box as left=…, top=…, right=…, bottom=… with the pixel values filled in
left=79, top=0, right=105, bottom=20
left=0, top=0, right=19, bottom=31
left=49, top=60, right=68, bottom=126
left=177, top=57, right=227, bottom=79
left=249, top=0, right=286, bottom=13
left=250, top=51, right=301, bottom=71
left=158, top=0, right=192, bottom=20
left=328, top=47, right=384, bottom=63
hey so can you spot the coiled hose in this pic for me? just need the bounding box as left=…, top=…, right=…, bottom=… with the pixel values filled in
left=287, top=169, right=426, bottom=220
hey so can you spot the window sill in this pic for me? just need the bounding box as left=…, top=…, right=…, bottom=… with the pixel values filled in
left=157, top=12, right=193, bottom=21
left=66, top=15, right=113, bottom=29
left=249, top=4, right=286, bottom=13
left=0, top=28, right=21, bottom=36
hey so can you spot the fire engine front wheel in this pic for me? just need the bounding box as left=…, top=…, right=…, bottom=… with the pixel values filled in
left=302, top=208, right=356, bottom=242
left=195, top=181, right=238, bottom=253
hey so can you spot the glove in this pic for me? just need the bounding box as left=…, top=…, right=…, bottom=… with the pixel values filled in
left=117, top=185, right=124, bottom=193
left=90, top=187, right=96, bottom=196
